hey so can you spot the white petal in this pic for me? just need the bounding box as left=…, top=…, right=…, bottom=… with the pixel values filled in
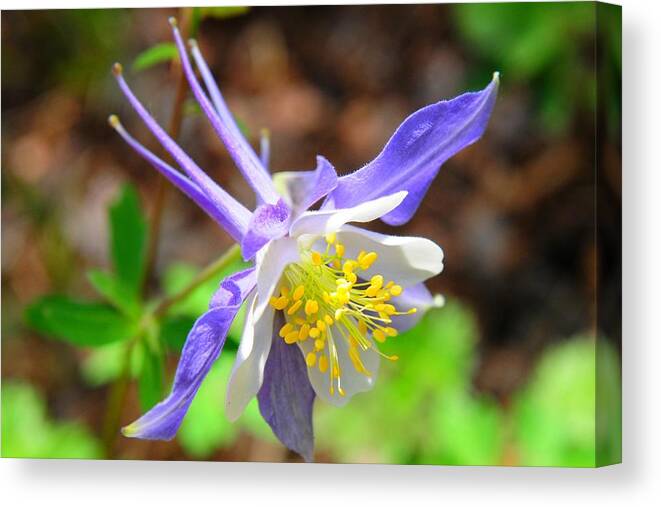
left=253, top=236, right=300, bottom=322
left=225, top=293, right=275, bottom=421
left=297, top=332, right=380, bottom=406
left=333, top=225, right=444, bottom=287
left=289, top=191, right=407, bottom=237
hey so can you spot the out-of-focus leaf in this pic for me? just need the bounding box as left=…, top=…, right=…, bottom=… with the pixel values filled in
left=81, top=341, right=126, bottom=386
left=109, top=184, right=148, bottom=295
left=200, top=6, right=249, bottom=19
left=160, top=314, right=197, bottom=352
left=512, top=337, right=597, bottom=467
left=25, top=295, right=134, bottom=347
left=87, top=269, right=140, bottom=317
left=138, top=341, right=165, bottom=413
left=132, top=42, right=178, bottom=72
left=596, top=339, right=622, bottom=465
left=1, top=381, right=102, bottom=459
left=422, top=391, right=504, bottom=465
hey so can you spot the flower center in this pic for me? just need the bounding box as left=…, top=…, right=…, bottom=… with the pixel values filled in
left=269, top=233, right=416, bottom=396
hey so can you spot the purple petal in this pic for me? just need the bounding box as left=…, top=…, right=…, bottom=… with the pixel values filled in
left=109, top=116, right=248, bottom=242
left=241, top=199, right=291, bottom=260
left=122, top=267, right=256, bottom=440
left=326, top=74, right=499, bottom=225
left=171, top=22, right=279, bottom=205
left=190, top=40, right=267, bottom=177
left=112, top=66, right=252, bottom=237
left=275, top=156, right=338, bottom=215
left=257, top=315, right=315, bottom=462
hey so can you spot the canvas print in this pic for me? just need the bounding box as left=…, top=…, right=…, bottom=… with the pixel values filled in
left=1, top=2, right=621, bottom=466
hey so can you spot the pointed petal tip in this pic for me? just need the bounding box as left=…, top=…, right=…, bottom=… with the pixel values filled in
left=112, top=62, right=123, bottom=76
left=120, top=422, right=138, bottom=438
left=107, top=114, right=121, bottom=129
left=493, top=71, right=500, bottom=83
left=168, top=16, right=178, bottom=28
left=188, top=38, right=198, bottom=49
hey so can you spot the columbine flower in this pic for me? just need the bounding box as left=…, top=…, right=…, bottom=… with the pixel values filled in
left=110, top=18, right=498, bottom=461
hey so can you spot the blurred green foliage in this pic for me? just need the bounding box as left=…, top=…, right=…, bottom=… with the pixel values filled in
left=2, top=381, right=102, bottom=459
left=454, top=2, right=597, bottom=134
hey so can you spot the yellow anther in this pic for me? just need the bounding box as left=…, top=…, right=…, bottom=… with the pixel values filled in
left=284, top=330, right=299, bottom=344
left=373, top=329, right=386, bottom=343
left=365, top=285, right=380, bottom=297
left=270, top=295, right=289, bottom=310
left=323, top=291, right=332, bottom=304
left=342, top=260, right=356, bottom=274
left=374, top=303, right=386, bottom=312
left=292, top=285, right=305, bottom=301
left=335, top=243, right=345, bottom=257
left=316, top=319, right=326, bottom=332
left=325, top=232, right=336, bottom=244
left=280, top=285, right=290, bottom=297
left=382, top=304, right=396, bottom=315
left=338, top=387, right=346, bottom=396
left=359, top=252, right=378, bottom=270
left=305, top=299, right=319, bottom=316
left=279, top=323, right=294, bottom=338
left=334, top=308, right=345, bottom=321
left=357, top=251, right=367, bottom=262
left=306, top=352, right=317, bottom=367
left=294, top=317, right=306, bottom=326
left=385, top=281, right=394, bottom=289
left=318, top=356, right=329, bottom=373
left=346, top=271, right=357, bottom=284
left=309, top=327, right=320, bottom=338
left=406, top=308, right=418, bottom=314
left=332, top=259, right=341, bottom=269
left=389, top=284, right=403, bottom=296
left=311, top=251, right=323, bottom=266
left=324, top=314, right=334, bottom=325
left=314, top=339, right=325, bottom=351
left=370, top=275, right=384, bottom=290
left=385, top=327, right=398, bottom=337
left=299, top=324, right=310, bottom=341
left=332, top=366, right=340, bottom=378
left=358, top=320, right=368, bottom=336
left=287, top=299, right=303, bottom=315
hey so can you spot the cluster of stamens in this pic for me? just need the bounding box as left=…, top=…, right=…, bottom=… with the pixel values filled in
left=269, top=233, right=417, bottom=396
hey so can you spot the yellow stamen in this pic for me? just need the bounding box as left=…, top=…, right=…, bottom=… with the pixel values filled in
left=284, top=330, right=299, bottom=344
left=305, top=299, right=319, bottom=316
left=311, top=251, right=323, bottom=266
left=287, top=299, right=303, bottom=315
left=318, top=355, right=329, bottom=373
left=292, top=285, right=305, bottom=301
left=279, top=323, right=294, bottom=338
left=306, top=352, right=317, bottom=367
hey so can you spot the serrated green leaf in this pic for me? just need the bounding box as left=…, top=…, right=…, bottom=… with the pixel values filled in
left=138, top=341, right=165, bottom=413
left=109, top=184, right=148, bottom=295
left=132, top=42, right=178, bottom=72
left=1, top=381, right=102, bottom=459
left=26, top=295, right=135, bottom=347
left=87, top=269, right=140, bottom=317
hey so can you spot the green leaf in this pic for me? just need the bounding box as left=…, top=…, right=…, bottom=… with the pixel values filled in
left=109, top=184, right=148, bottom=296
left=1, top=381, right=102, bottom=459
left=25, top=295, right=135, bottom=347
left=132, top=42, right=178, bottom=72
left=138, top=341, right=165, bottom=413
left=160, top=314, right=197, bottom=352
left=512, top=337, right=597, bottom=467
left=199, top=6, right=250, bottom=20
left=87, top=269, right=140, bottom=317
left=81, top=341, right=127, bottom=386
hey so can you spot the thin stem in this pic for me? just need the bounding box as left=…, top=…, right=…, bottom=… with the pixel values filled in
left=153, top=244, right=242, bottom=317
left=142, top=7, right=193, bottom=296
